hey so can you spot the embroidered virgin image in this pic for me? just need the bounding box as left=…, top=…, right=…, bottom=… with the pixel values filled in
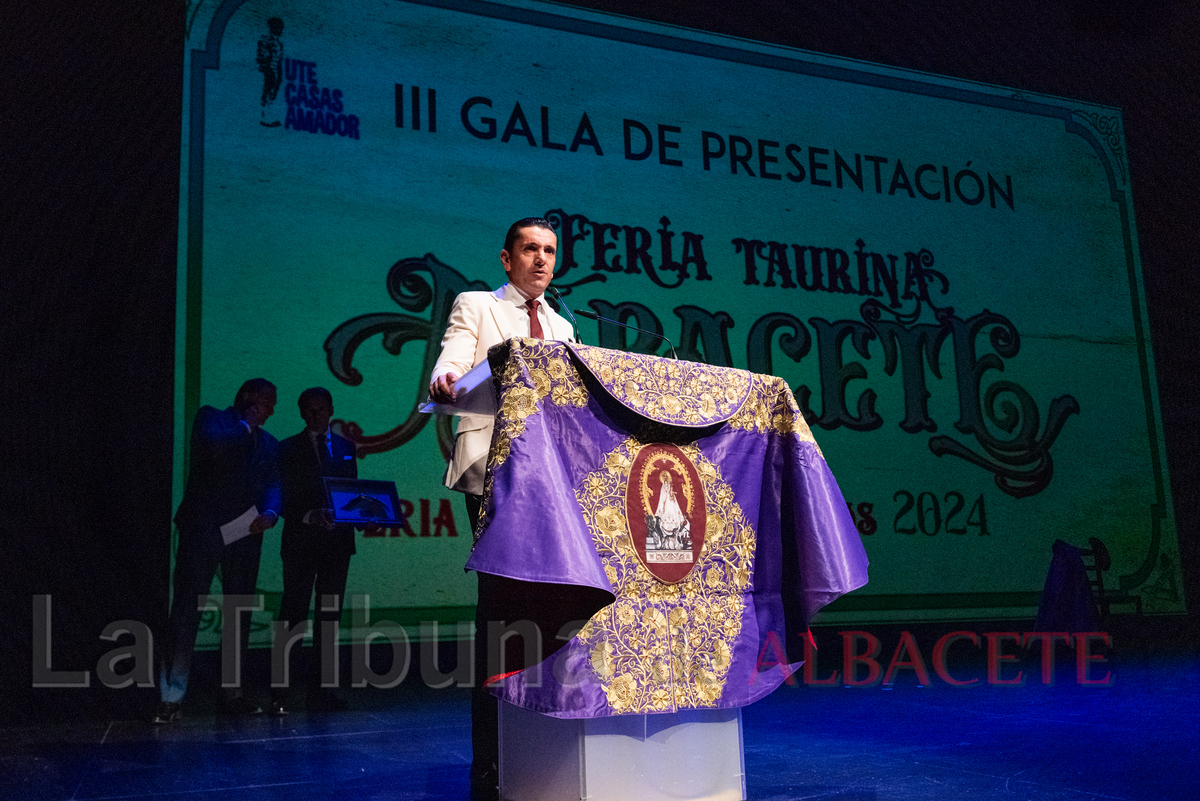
left=627, top=443, right=707, bottom=583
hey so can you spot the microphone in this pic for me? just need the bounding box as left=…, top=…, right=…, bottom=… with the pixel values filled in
left=548, top=286, right=582, bottom=345
left=575, top=308, right=678, bottom=359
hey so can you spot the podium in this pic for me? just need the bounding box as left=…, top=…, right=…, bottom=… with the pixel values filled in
left=430, top=339, right=868, bottom=800
left=499, top=702, right=744, bottom=801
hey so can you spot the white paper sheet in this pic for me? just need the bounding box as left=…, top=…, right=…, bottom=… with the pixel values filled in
left=220, top=505, right=259, bottom=545
left=418, top=359, right=496, bottom=418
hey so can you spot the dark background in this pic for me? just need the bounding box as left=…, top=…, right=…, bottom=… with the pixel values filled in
left=3, top=0, right=1197, bottom=723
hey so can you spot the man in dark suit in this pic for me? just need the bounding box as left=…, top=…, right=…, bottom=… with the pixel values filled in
left=272, top=387, right=359, bottom=713
left=154, top=378, right=281, bottom=724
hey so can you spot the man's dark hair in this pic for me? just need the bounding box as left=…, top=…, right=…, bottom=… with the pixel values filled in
left=233, top=378, right=277, bottom=412
left=298, top=386, right=333, bottom=410
left=503, top=217, right=556, bottom=252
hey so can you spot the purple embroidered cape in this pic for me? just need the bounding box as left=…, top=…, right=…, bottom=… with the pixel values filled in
left=465, top=339, right=868, bottom=718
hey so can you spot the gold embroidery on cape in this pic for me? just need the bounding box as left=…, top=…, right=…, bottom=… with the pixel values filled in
left=575, top=439, right=756, bottom=714
left=478, top=339, right=589, bottom=540
left=570, top=344, right=753, bottom=426
left=728, top=373, right=824, bottom=458
left=480, top=341, right=823, bottom=547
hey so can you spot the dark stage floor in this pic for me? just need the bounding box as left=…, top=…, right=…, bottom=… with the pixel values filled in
left=4, top=651, right=1198, bottom=801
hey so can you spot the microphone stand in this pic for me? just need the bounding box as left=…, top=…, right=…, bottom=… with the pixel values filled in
left=548, top=286, right=582, bottom=344
left=575, top=308, right=678, bottom=360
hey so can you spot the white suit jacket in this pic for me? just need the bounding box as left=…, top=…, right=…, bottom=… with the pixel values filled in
left=431, top=283, right=575, bottom=494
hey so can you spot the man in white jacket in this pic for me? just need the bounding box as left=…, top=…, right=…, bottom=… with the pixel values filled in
left=428, top=216, right=576, bottom=801
left=429, top=216, right=575, bottom=524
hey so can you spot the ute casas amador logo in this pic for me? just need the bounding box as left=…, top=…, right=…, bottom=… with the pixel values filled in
left=254, top=16, right=361, bottom=138
left=626, top=443, right=707, bottom=584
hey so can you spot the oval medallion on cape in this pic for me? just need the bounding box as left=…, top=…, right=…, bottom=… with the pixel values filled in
left=626, top=443, right=706, bottom=583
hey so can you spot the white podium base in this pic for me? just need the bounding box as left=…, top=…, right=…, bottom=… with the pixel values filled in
left=498, top=701, right=746, bottom=801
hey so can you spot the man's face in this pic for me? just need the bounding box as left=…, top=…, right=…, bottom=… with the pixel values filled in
left=300, top=396, right=333, bottom=434
left=500, top=226, right=557, bottom=297
left=246, top=393, right=276, bottom=429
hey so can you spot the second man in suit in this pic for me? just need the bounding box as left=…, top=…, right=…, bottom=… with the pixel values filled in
left=273, top=386, right=359, bottom=713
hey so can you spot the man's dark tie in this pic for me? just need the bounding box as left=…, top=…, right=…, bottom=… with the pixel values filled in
left=312, top=431, right=330, bottom=469
left=525, top=298, right=544, bottom=339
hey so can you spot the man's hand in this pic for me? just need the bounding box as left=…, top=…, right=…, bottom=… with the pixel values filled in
left=249, top=511, right=279, bottom=534
left=315, top=508, right=336, bottom=530
left=429, top=372, right=460, bottom=404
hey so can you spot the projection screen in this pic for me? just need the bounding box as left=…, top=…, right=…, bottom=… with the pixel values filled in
left=178, top=0, right=1183, bottom=646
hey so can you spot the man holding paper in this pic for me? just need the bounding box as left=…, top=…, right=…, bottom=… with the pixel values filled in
left=429, top=217, right=575, bottom=523
left=429, top=217, right=576, bottom=801
left=153, top=378, right=281, bottom=724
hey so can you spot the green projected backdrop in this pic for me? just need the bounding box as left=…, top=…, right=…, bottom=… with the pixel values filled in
left=179, top=0, right=1182, bottom=645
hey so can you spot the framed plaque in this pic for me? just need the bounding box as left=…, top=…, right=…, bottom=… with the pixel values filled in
left=323, top=477, right=407, bottom=526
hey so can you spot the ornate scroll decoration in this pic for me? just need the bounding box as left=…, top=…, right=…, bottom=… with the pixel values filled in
left=860, top=247, right=953, bottom=328
left=1139, top=553, right=1181, bottom=613
left=857, top=251, right=1078, bottom=498
left=927, top=392, right=1080, bottom=498
left=324, top=253, right=488, bottom=456
left=1073, top=111, right=1127, bottom=187
left=568, top=343, right=752, bottom=426
left=928, top=310, right=1080, bottom=498
left=575, top=439, right=756, bottom=714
